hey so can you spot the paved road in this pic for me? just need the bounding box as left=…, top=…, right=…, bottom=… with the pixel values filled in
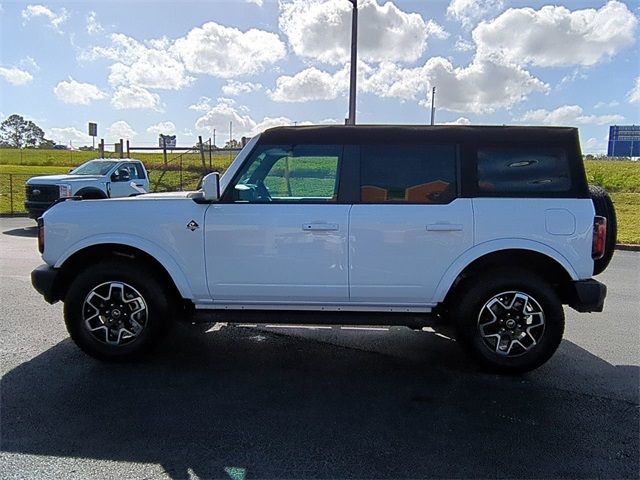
left=1, top=217, right=638, bottom=479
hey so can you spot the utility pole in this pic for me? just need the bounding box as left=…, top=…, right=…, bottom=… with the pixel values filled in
left=346, top=0, right=358, bottom=126
left=430, top=86, right=436, bottom=126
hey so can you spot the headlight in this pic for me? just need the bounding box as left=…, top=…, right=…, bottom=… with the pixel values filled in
left=58, top=184, right=72, bottom=198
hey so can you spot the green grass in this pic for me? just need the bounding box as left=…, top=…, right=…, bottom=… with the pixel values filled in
left=584, top=160, right=640, bottom=193
left=610, top=193, right=640, bottom=244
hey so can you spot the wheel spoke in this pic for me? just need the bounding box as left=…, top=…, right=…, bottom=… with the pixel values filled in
left=82, top=281, right=148, bottom=347
left=477, top=290, right=546, bottom=358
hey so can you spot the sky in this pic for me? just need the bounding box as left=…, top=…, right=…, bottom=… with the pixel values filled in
left=0, top=0, right=638, bottom=153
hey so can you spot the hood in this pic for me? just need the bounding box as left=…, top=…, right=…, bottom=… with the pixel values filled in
left=27, top=174, right=104, bottom=184
left=133, top=191, right=195, bottom=199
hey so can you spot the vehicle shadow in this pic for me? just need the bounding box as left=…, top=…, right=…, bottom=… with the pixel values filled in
left=2, top=226, right=37, bottom=238
left=1, top=324, right=638, bottom=479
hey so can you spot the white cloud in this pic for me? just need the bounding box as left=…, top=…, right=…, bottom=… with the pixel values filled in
left=521, top=105, right=624, bottom=126
left=195, top=101, right=257, bottom=136
left=194, top=100, right=334, bottom=138
left=88, top=34, right=193, bottom=90
left=111, top=85, right=161, bottom=110
left=0, top=66, right=33, bottom=85
left=172, top=22, right=286, bottom=78
left=584, top=136, right=607, bottom=153
left=447, top=0, right=504, bottom=29
left=247, top=0, right=264, bottom=5
left=594, top=100, right=620, bottom=109
left=147, top=121, right=177, bottom=135
left=221, top=80, right=263, bottom=96
left=108, top=121, right=137, bottom=141
left=364, top=57, right=548, bottom=113
left=270, top=67, right=345, bottom=102
left=21, top=4, right=68, bottom=32
left=189, top=96, right=213, bottom=112
left=19, top=56, right=39, bottom=72
left=628, top=77, right=640, bottom=104
left=473, top=1, right=638, bottom=67
left=454, top=37, right=475, bottom=52
left=279, top=0, right=443, bottom=65
left=86, top=11, right=103, bottom=35
left=53, top=78, right=107, bottom=105
left=47, top=127, right=92, bottom=146
left=442, top=117, right=472, bottom=125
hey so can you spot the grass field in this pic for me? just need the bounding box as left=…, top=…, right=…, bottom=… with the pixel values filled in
left=0, top=149, right=638, bottom=243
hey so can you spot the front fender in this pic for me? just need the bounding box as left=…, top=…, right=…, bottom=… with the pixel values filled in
left=53, top=234, right=194, bottom=300
left=431, top=239, right=579, bottom=303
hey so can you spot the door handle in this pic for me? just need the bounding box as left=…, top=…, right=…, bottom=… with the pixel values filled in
left=303, top=223, right=339, bottom=231
left=426, top=223, right=463, bottom=232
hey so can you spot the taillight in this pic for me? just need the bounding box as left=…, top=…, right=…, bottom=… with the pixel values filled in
left=592, top=216, right=607, bottom=260
left=37, top=217, right=44, bottom=254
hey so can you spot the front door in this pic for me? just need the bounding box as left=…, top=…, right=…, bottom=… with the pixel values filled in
left=109, top=162, right=145, bottom=197
left=205, top=144, right=350, bottom=304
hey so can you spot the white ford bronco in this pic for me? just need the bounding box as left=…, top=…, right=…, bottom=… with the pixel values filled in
left=31, top=126, right=615, bottom=372
left=25, top=158, right=149, bottom=219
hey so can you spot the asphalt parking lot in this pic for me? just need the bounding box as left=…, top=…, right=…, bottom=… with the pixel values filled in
left=1, top=216, right=638, bottom=479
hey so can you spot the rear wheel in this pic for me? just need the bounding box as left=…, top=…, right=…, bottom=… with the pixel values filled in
left=64, top=260, right=171, bottom=361
left=451, top=269, right=564, bottom=373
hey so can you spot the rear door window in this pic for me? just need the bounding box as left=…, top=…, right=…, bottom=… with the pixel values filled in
left=359, top=144, right=457, bottom=204
left=477, top=147, right=571, bottom=194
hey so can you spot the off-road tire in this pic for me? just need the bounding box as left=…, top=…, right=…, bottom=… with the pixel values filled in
left=64, top=260, right=171, bottom=361
left=452, top=269, right=564, bottom=374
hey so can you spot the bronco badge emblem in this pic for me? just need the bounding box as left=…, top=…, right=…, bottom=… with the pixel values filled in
left=186, top=220, right=199, bottom=231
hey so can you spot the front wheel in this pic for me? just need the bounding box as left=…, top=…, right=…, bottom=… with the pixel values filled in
left=451, top=270, right=564, bottom=373
left=64, top=260, right=171, bottom=361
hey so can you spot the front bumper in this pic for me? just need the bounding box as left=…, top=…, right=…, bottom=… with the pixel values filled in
left=31, top=264, right=61, bottom=304
left=24, top=200, right=54, bottom=219
left=567, top=279, right=607, bottom=313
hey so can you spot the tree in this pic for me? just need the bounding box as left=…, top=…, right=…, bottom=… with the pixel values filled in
left=0, top=114, right=53, bottom=148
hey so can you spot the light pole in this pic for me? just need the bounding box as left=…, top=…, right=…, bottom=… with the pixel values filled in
left=346, top=0, right=358, bottom=126
left=430, top=86, right=436, bottom=125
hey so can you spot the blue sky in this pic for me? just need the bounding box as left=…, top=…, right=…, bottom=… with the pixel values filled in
left=0, top=0, right=638, bottom=153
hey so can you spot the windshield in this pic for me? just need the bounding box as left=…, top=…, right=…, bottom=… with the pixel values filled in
left=70, top=160, right=118, bottom=176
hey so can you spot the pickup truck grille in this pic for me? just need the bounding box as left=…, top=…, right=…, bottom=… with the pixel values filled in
left=25, top=184, right=59, bottom=202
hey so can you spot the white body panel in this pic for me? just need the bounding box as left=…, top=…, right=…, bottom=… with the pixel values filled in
left=204, top=203, right=350, bottom=303
left=42, top=196, right=208, bottom=301
left=349, top=200, right=474, bottom=304
left=472, top=198, right=595, bottom=280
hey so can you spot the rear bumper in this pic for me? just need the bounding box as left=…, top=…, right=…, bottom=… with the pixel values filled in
left=31, top=264, right=61, bottom=304
left=567, top=279, right=607, bottom=313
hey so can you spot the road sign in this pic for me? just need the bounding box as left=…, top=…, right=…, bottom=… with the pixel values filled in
left=88, top=122, right=97, bottom=137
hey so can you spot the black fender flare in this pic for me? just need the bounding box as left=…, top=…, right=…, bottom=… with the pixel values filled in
left=75, top=187, right=108, bottom=199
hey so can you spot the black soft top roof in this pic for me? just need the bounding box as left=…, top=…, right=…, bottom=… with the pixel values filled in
left=259, top=125, right=580, bottom=146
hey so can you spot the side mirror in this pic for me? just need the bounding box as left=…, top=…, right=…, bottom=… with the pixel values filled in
left=202, top=172, right=220, bottom=201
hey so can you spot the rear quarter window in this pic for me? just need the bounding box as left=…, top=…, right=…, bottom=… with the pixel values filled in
left=477, top=147, right=571, bottom=194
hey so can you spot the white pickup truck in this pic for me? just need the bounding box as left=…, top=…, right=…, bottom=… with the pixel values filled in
left=30, top=126, right=616, bottom=373
left=24, top=158, right=149, bottom=219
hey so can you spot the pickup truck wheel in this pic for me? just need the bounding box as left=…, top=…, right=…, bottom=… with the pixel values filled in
left=452, top=270, right=564, bottom=373
left=64, top=261, right=170, bottom=361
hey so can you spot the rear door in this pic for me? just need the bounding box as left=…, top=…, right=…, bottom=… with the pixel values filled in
left=205, top=144, right=350, bottom=304
left=349, top=144, right=473, bottom=306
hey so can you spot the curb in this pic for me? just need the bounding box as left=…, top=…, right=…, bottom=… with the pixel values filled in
left=616, top=244, right=640, bottom=252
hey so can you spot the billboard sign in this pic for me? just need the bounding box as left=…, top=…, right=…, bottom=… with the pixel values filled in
left=159, top=134, right=177, bottom=148
left=608, top=125, right=640, bottom=157
left=88, top=122, right=97, bottom=137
